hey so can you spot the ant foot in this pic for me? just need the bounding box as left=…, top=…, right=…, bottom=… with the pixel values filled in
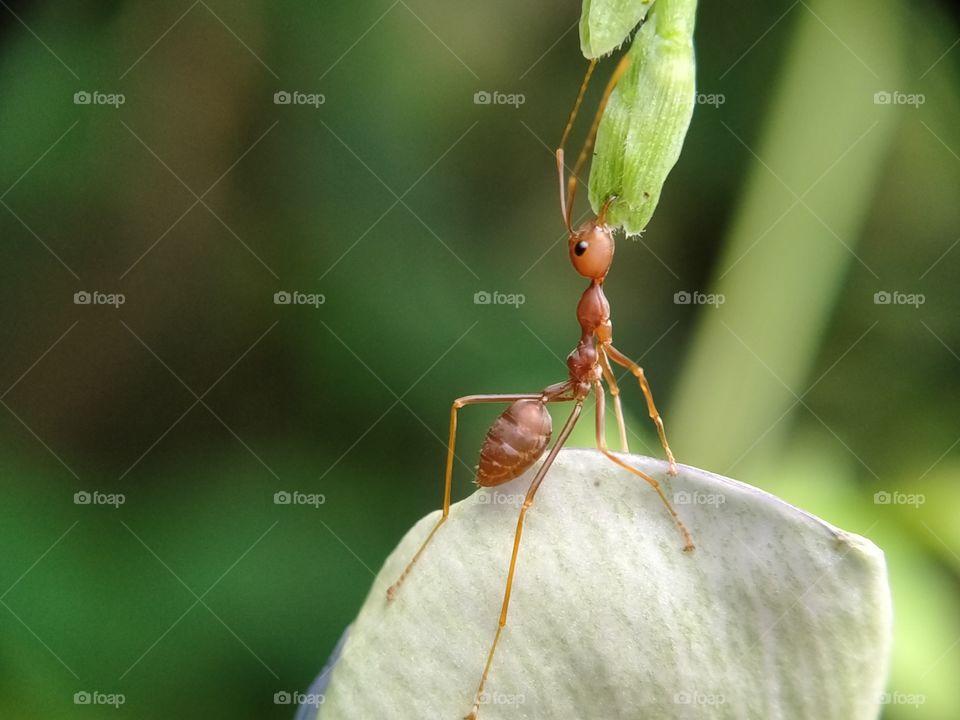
left=667, top=461, right=679, bottom=477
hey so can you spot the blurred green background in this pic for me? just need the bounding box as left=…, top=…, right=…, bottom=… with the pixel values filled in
left=1, top=0, right=958, bottom=717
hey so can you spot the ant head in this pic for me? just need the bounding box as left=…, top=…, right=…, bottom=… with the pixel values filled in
left=568, top=197, right=616, bottom=280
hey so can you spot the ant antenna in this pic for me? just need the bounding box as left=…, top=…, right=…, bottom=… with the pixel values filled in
left=556, top=53, right=632, bottom=230
left=557, top=59, right=597, bottom=232
left=559, top=60, right=597, bottom=158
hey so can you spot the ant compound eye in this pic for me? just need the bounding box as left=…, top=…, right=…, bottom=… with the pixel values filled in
left=574, top=240, right=589, bottom=256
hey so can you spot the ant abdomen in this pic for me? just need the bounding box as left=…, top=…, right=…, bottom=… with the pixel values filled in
left=476, top=399, right=553, bottom=487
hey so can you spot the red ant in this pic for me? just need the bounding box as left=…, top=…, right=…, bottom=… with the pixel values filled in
left=386, top=55, right=694, bottom=720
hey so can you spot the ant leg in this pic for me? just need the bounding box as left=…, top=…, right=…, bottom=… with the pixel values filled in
left=598, top=347, right=629, bottom=452
left=604, top=343, right=679, bottom=476
left=594, top=381, right=694, bottom=552
left=467, top=399, right=584, bottom=720
left=387, top=393, right=544, bottom=601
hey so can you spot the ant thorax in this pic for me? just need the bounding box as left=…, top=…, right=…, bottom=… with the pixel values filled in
left=576, top=281, right=612, bottom=336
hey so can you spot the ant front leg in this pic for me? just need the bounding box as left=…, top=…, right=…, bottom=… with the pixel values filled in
left=604, top=343, right=679, bottom=476
left=593, top=381, right=694, bottom=552
left=598, top=347, right=629, bottom=452
left=386, top=393, right=543, bottom=601
left=467, top=399, right=584, bottom=720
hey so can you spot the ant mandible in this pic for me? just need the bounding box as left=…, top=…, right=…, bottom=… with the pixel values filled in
left=386, top=54, right=695, bottom=720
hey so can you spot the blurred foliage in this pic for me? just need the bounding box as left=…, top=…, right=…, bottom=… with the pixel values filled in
left=0, top=0, right=958, bottom=718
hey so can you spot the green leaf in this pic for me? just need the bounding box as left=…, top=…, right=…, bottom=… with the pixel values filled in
left=580, top=0, right=654, bottom=59
left=588, top=0, right=697, bottom=234
left=315, top=449, right=891, bottom=719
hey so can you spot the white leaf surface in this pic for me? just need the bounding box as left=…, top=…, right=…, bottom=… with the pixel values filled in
left=315, top=448, right=891, bottom=719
